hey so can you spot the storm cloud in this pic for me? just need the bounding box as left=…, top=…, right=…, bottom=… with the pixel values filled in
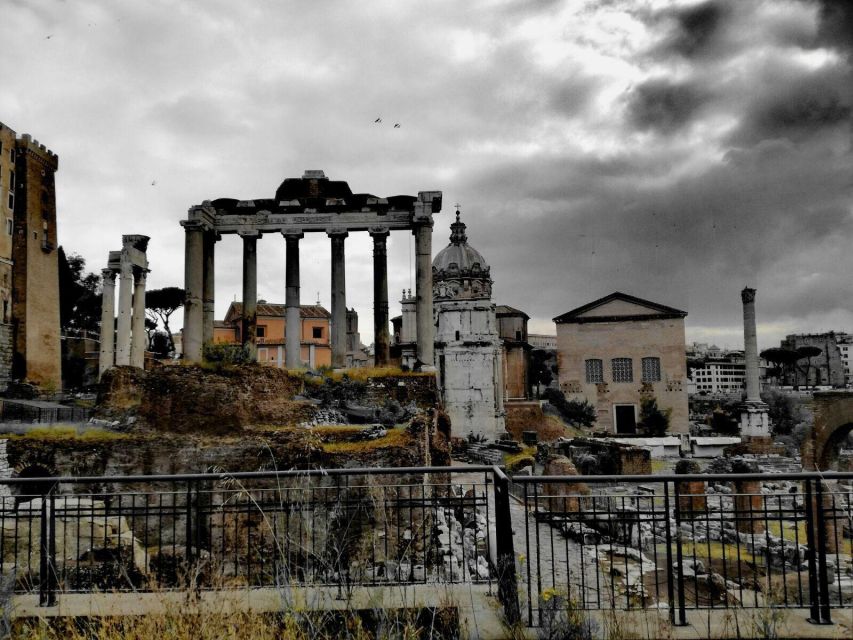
left=0, top=0, right=850, bottom=351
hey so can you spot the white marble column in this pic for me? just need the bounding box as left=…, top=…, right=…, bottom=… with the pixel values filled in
left=329, top=230, right=348, bottom=368
left=741, top=287, right=760, bottom=402
left=115, top=255, right=134, bottom=366
left=284, top=232, right=303, bottom=369
left=181, top=220, right=205, bottom=362
left=98, top=269, right=117, bottom=377
left=130, top=268, right=148, bottom=368
left=241, top=232, right=259, bottom=362
left=414, top=222, right=434, bottom=369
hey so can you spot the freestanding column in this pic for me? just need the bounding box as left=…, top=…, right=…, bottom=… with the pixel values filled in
left=181, top=220, right=205, bottom=362
left=284, top=232, right=303, bottom=369
left=130, top=268, right=148, bottom=368
left=98, top=269, right=117, bottom=377
left=202, top=231, right=216, bottom=345
left=371, top=228, right=391, bottom=366
left=740, top=287, right=770, bottom=438
left=741, top=287, right=760, bottom=402
left=414, top=222, right=434, bottom=369
left=241, top=232, right=259, bottom=362
left=329, top=230, right=348, bottom=368
left=115, top=255, right=134, bottom=366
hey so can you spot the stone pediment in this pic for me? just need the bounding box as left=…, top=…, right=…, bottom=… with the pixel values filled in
left=554, top=292, right=686, bottom=324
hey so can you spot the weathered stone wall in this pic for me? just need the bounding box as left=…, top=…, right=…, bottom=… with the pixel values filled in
left=96, top=365, right=312, bottom=433
left=0, top=322, right=13, bottom=391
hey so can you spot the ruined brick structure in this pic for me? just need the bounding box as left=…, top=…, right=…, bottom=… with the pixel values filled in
left=7, top=127, right=61, bottom=389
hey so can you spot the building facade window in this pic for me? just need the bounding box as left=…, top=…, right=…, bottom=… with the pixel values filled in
left=256, top=325, right=266, bottom=339
left=585, top=358, right=603, bottom=383
left=641, top=357, right=661, bottom=382
left=312, top=326, right=323, bottom=339
left=611, top=358, right=633, bottom=383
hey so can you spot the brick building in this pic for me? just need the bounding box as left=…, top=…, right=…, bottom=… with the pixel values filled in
left=495, top=305, right=531, bottom=400
left=554, top=292, right=689, bottom=434
left=780, top=332, right=849, bottom=388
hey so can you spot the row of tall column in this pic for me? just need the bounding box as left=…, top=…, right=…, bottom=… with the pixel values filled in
left=98, top=235, right=150, bottom=377
left=181, top=222, right=435, bottom=370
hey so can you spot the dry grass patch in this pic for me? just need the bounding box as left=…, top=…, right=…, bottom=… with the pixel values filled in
left=9, top=426, right=130, bottom=443
left=319, top=427, right=413, bottom=454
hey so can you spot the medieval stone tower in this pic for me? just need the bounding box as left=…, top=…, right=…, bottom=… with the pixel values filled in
left=11, top=133, right=61, bottom=389
left=433, top=211, right=505, bottom=440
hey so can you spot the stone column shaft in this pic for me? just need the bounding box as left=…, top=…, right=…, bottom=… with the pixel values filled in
left=202, top=232, right=216, bottom=345
left=371, top=230, right=390, bottom=366
left=242, top=234, right=259, bottom=362
left=130, top=269, right=147, bottom=368
left=115, top=257, right=134, bottom=366
left=98, top=269, right=116, bottom=377
left=414, top=223, right=434, bottom=369
left=181, top=222, right=205, bottom=362
left=741, top=288, right=760, bottom=402
left=285, top=233, right=303, bottom=369
left=329, top=231, right=348, bottom=368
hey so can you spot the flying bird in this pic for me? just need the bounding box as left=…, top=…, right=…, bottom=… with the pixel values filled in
left=151, top=180, right=157, bottom=186
left=45, top=35, right=53, bottom=39
left=393, top=123, right=401, bottom=128
left=374, top=117, right=382, bottom=123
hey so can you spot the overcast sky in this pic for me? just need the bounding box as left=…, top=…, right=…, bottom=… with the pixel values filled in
left=2, top=0, right=851, bottom=351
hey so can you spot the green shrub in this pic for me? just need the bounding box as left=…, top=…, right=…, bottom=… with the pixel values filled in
left=542, top=389, right=596, bottom=428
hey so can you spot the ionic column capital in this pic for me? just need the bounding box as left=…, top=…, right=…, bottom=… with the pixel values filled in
left=282, top=230, right=305, bottom=241
left=180, top=219, right=210, bottom=233
left=327, top=228, right=349, bottom=239
left=238, top=229, right=262, bottom=239
left=369, top=226, right=390, bottom=240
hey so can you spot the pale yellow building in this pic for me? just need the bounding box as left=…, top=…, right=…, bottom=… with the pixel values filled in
left=554, top=292, right=688, bottom=434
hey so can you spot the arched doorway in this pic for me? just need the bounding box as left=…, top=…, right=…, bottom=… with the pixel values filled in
left=13, top=464, right=57, bottom=504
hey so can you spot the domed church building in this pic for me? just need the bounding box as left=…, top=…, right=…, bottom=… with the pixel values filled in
left=432, top=210, right=506, bottom=440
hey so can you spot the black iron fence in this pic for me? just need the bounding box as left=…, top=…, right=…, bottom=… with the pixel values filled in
left=0, top=401, right=92, bottom=424
left=0, top=467, right=850, bottom=629
left=0, top=466, right=512, bottom=611
left=512, top=471, right=852, bottom=628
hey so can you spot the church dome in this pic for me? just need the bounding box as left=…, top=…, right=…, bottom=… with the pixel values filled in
left=433, top=211, right=492, bottom=300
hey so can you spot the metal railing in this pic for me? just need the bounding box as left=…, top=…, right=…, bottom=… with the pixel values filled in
left=0, top=401, right=92, bottom=424
left=0, top=466, right=513, bottom=613
left=0, top=467, right=850, bottom=630
left=511, top=471, right=853, bottom=628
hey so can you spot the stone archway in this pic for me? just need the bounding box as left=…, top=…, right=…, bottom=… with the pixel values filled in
left=803, top=391, right=853, bottom=470
left=13, top=463, right=57, bottom=503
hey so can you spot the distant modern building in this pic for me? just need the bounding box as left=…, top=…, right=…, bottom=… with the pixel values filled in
left=780, top=332, right=849, bottom=388
left=554, top=292, right=689, bottom=435
left=688, top=351, right=769, bottom=395
left=215, top=301, right=331, bottom=369
left=0, top=121, right=61, bottom=389
left=839, top=337, right=852, bottom=386
left=495, top=305, right=531, bottom=400
left=528, top=334, right=557, bottom=350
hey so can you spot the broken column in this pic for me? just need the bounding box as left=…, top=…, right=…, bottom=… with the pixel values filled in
left=731, top=458, right=765, bottom=534
left=675, top=459, right=706, bottom=518
left=543, top=455, right=589, bottom=513
left=739, top=287, right=770, bottom=438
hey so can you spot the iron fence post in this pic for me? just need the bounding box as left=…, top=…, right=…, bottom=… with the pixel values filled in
left=493, top=467, right=520, bottom=626
left=38, top=486, right=57, bottom=607
left=185, top=480, right=194, bottom=569
left=663, top=481, right=676, bottom=625
left=804, top=478, right=821, bottom=623
left=673, top=480, right=687, bottom=626
left=814, top=481, right=832, bottom=625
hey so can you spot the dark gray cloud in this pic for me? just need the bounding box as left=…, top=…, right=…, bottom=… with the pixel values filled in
left=627, top=79, right=706, bottom=132
left=1, top=0, right=851, bottom=350
left=658, top=1, right=728, bottom=58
